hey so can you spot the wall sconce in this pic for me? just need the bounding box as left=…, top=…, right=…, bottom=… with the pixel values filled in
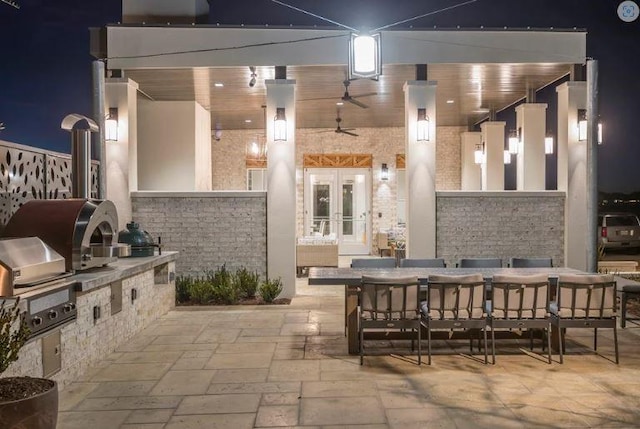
left=381, top=163, right=389, bottom=181
left=503, top=150, right=511, bottom=164
left=474, top=142, right=485, bottom=165
left=105, top=108, right=118, bottom=142
left=349, top=33, right=381, bottom=80
left=274, top=107, right=287, bottom=141
left=598, top=122, right=603, bottom=145
left=508, top=129, right=519, bottom=154
left=545, top=132, right=554, bottom=155
left=416, top=108, right=430, bottom=141
left=578, top=109, right=587, bottom=141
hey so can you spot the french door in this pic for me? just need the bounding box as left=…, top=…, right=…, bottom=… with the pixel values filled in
left=304, top=168, right=371, bottom=255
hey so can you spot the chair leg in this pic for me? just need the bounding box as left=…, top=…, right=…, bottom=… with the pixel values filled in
left=427, top=323, right=432, bottom=365
left=594, top=327, right=598, bottom=351
left=614, top=322, right=619, bottom=364
left=359, top=321, right=364, bottom=366
left=621, top=292, right=628, bottom=328
left=558, top=324, right=564, bottom=364
left=417, top=325, right=422, bottom=365
left=483, top=327, right=488, bottom=364
left=529, top=329, right=534, bottom=351
left=546, top=325, right=552, bottom=364
left=491, top=324, right=496, bottom=365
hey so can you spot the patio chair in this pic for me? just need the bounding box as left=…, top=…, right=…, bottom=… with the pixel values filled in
left=457, top=258, right=502, bottom=268
left=351, top=258, right=397, bottom=268
left=550, top=274, right=618, bottom=364
left=422, top=273, right=488, bottom=364
left=399, top=258, right=446, bottom=268
left=359, top=275, right=422, bottom=365
left=489, top=274, right=552, bottom=364
left=510, top=257, right=553, bottom=268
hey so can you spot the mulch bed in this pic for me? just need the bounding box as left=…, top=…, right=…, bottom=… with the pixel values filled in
left=178, top=298, right=291, bottom=306
left=0, top=377, right=54, bottom=402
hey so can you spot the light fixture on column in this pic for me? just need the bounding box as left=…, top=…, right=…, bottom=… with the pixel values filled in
left=381, top=163, right=389, bottom=181
left=474, top=142, right=485, bottom=165
left=274, top=107, right=287, bottom=141
left=545, top=131, right=554, bottom=155
left=508, top=129, right=519, bottom=154
left=578, top=109, right=587, bottom=141
left=416, top=108, right=430, bottom=141
left=598, top=121, right=603, bottom=145
left=503, top=150, right=511, bottom=164
left=105, top=108, right=118, bottom=142
left=348, top=33, right=381, bottom=80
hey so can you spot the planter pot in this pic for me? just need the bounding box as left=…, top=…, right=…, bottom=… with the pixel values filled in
left=0, top=378, right=58, bottom=429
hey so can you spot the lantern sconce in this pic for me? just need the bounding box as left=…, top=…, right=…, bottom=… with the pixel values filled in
left=508, top=129, right=519, bottom=154
left=474, top=142, right=485, bottom=165
left=274, top=107, right=287, bottom=141
left=105, top=108, right=118, bottom=142
left=348, top=32, right=381, bottom=80
left=503, top=150, right=511, bottom=164
left=577, top=109, right=603, bottom=144
left=598, top=121, right=603, bottom=145
left=545, top=131, right=554, bottom=155
left=416, top=108, right=430, bottom=141
left=381, top=163, right=389, bottom=181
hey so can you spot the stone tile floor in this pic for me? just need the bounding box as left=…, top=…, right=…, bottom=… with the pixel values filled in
left=58, top=279, right=640, bottom=429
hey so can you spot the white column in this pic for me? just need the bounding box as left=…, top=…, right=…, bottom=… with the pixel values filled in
left=404, top=81, right=437, bottom=258
left=265, top=79, right=296, bottom=299
left=105, top=78, right=138, bottom=230
left=556, top=81, right=587, bottom=270
left=480, top=122, right=506, bottom=190
left=461, top=131, right=482, bottom=190
left=515, top=103, right=547, bottom=190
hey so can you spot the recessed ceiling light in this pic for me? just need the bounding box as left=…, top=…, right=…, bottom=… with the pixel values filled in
left=446, top=99, right=455, bottom=104
left=336, top=102, right=344, bottom=106
left=245, top=119, right=252, bottom=123
left=214, top=82, right=224, bottom=87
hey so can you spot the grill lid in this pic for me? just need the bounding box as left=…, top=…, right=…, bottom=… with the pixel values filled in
left=0, top=237, right=67, bottom=296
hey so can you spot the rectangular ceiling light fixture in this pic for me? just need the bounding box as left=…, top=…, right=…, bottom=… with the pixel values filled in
left=349, top=33, right=381, bottom=80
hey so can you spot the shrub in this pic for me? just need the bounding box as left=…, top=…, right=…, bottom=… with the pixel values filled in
left=207, top=265, right=239, bottom=304
left=259, top=277, right=283, bottom=303
left=189, top=278, right=215, bottom=304
left=1, top=298, right=30, bottom=374
left=175, top=275, right=193, bottom=304
left=235, top=267, right=260, bottom=299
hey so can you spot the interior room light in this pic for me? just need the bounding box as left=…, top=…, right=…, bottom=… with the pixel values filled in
left=381, top=163, right=389, bottom=181
left=578, top=109, right=587, bottom=141
left=416, top=108, right=430, bottom=141
left=105, top=108, right=118, bottom=142
left=545, top=132, right=554, bottom=155
left=474, top=143, right=485, bottom=165
left=349, top=33, right=381, bottom=80
left=508, top=130, right=519, bottom=154
left=274, top=107, right=287, bottom=141
left=503, top=150, right=511, bottom=164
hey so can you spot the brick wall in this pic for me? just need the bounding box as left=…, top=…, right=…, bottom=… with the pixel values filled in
left=436, top=191, right=565, bottom=267
left=4, top=263, right=175, bottom=390
left=211, top=126, right=464, bottom=249
left=131, top=192, right=267, bottom=277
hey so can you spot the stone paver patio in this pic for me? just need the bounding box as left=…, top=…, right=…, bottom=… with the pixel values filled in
left=58, top=279, right=640, bottom=429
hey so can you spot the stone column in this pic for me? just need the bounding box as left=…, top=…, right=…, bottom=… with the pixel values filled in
left=265, top=79, right=296, bottom=298
left=515, top=103, right=547, bottom=190
left=556, top=81, right=587, bottom=270
left=461, top=131, right=482, bottom=190
left=105, top=77, right=139, bottom=230
left=480, top=122, right=506, bottom=190
left=403, top=81, right=437, bottom=258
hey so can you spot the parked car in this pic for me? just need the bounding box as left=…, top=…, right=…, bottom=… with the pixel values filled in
left=598, top=212, right=640, bottom=251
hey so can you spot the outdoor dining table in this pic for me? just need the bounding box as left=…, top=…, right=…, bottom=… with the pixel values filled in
left=308, top=266, right=584, bottom=354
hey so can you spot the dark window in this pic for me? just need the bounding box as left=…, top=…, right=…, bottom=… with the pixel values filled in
left=606, top=216, right=640, bottom=227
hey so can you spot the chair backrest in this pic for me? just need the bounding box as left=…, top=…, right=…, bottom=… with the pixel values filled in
left=360, top=276, right=420, bottom=320
left=458, top=258, right=502, bottom=268
left=510, top=257, right=553, bottom=268
left=556, top=274, right=617, bottom=318
left=426, top=274, right=486, bottom=320
left=491, top=274, right=550, bottom=319
left=351, top=258, right=396, bottom=268
left=400, top=258, right=446, bottom=268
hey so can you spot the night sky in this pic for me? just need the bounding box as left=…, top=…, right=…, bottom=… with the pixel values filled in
left=1, top=0, right=639, bottom=192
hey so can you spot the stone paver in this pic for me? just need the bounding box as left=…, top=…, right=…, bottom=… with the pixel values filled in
left=58, top=277, right=640, bottom=428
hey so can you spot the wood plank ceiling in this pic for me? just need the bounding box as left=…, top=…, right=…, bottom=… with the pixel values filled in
left=124, top=63, right=572, bottom=133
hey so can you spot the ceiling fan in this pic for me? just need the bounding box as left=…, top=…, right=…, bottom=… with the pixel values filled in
left=329, top=109, right=358, bottom=137
left=300, top=79, right=378, bottom=109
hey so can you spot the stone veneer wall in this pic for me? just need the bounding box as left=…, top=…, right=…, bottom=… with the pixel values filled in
left=4, top=263, right=175, bottom=390
left=211, top=126, right=464, bottom=251
left=436, top=191, right=565, bottom=267
left=131, top=192, right=267, bottom=277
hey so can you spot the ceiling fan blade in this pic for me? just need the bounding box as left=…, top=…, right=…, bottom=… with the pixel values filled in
left=299, top=96, right=339, bottom=102
left=346, top=97, right=369, bottom=109
left=351, top=92, right=378, bottom=99
left=340, top=130, right=359, bottom=137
